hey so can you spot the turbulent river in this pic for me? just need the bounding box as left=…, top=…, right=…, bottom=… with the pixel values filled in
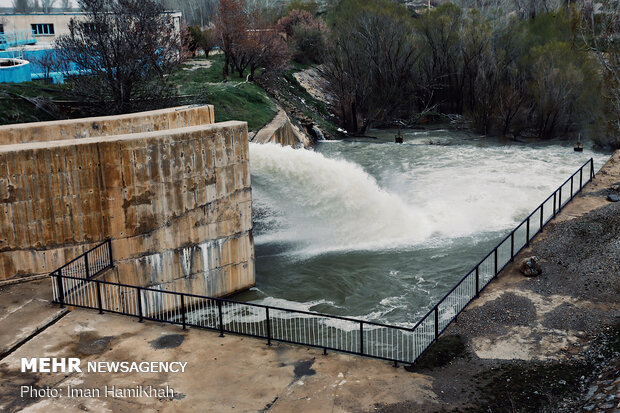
left=233, top=129, right=610, bottom=327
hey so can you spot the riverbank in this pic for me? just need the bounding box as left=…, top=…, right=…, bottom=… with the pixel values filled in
left=0, top=151, right=617, bottom=412
left=381, top=150, right=620, bottom=412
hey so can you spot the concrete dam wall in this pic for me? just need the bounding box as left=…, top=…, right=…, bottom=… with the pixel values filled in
left=0, top=105, right=255, bottom=298
left=0, top=105, right=215, bottom=145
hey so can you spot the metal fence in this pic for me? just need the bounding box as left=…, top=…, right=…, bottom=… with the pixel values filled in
left=0, top=31, right=37, bottom=50
left=50, top=158, right=595, bottom=366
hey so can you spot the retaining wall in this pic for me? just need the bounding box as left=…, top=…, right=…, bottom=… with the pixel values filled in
left=0, top=106, right=254, bottom=297
left=0, top=105, right=215, bottom=145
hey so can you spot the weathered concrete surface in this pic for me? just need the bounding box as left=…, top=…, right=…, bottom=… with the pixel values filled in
left=0, top=280, right=439, bottom=413
left=252, top=108, right=312, bottom=148
left=0, top=115, right=255, bottom=299
left=0, top=105, right=215, bottom=145
left=0, top=279, right=65, bottom=358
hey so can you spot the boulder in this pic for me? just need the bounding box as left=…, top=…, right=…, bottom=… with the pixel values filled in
left=607, top=194, right=619, bottom=202
left=519, top=256, right=542, bottom=277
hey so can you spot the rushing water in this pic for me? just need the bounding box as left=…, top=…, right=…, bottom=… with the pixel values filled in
left=234, top=129, right=610, bottom=328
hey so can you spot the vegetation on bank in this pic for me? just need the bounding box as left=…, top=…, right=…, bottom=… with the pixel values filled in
left=4, top=0, right=620, bottom=148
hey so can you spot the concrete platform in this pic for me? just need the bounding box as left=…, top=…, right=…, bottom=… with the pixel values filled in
left=0, top=281, right=437, bottom=413
left=0, top=280, right=66, bottom=359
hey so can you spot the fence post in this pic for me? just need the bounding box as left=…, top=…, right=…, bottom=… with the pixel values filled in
left=559, top=187, right=562, bottom=211
left=540, top=204, right=544, bottom=232
left=218, top=300, right=225, bottom=337
left=510, top=232, right=514, bottom=262
left=494, top=249, right=498, bottom=277
left=570, top=176, right=574, bottom=198
left=137, top=287, right=143, bottom=322
left=266, top=307, right=271, bottom=346
left=590, top=159, right=594, bottom=180
left=96, top=280, right=103, bottom=314
left=434, top=307, right=439, bottom=339
left=107, top=239, right=113, bottom=267
left=553, top=192, right=557, bottom=218
left=359, top=321, right=364, bottom=355
left=180, top=295, right=186, bottom=330
left=526, top=217, right=530, bottom=246
left=475, top=267, right=480, bottom=298
left=56, top=270, right=65, bottom=308
left=84, top=253, right=90, bottom=279
left=580, top=168, right=583, bottom=190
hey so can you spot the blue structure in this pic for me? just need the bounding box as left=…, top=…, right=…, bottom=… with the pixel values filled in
left=0, top=58, right=31, bottom=83
left=0, top=48, right=81, bottom=84
left=0, top=31, right=37, bottom=50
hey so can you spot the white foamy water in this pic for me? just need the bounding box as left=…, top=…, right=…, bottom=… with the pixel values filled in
left=243, top=132, right=610, bottom=325
left=249, top=140, right=607, bottom=256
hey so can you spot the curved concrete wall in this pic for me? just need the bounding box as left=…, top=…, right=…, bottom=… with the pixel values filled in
left=252, top=109, right=312, bottom=148
left=0, top=104, right=215, bottom=145
left=0, top=58, right=30, bottom=83
left=0, top=108, right=254, bottom=298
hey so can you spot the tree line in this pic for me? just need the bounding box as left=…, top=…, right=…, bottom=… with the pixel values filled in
left=321, top=0, right=603, bottom=141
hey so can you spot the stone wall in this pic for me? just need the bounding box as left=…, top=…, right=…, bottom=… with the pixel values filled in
left=252, top=109, right=312, bottom=148
left=0, top=110, right=254, bottom=298
left=0, top=105, right=214, bottom=145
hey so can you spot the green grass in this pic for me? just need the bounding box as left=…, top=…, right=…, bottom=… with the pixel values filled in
left=168, top=55, right=277, bottom=131
left=0, top=81, right=67, bottom=125
left=198, top=83, right=277, bottom=131
left=1, top=55, right=278, bottom=131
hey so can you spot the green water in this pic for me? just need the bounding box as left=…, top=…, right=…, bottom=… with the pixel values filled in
left=234, top=130, right=609, bottom=327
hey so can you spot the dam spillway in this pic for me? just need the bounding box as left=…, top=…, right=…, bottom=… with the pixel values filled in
left=245, top=131, right=610, bottom=327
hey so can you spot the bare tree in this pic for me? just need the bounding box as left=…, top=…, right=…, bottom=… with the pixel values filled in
left=59, top=0, right=72, bottom=11
left=584, top=0, right=620, bottom=147
left=55, top=0, right=183, bottom=114
left=12, top=0, right=34, bottom=13
left=322, top=6, right=420, bottom=134
left=41, top=0, right=57, bottom=13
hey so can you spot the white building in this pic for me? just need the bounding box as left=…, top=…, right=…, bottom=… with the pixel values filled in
left=0, top=11, right=182, bottom=46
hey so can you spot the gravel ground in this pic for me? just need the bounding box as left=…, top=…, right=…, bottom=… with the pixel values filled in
left=374, top=166, right=620, bottom=413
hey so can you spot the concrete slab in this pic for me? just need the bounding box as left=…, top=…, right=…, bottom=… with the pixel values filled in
left=0, top=308, right=437, bottom=413
left=0, top=279, right=66, bottom=358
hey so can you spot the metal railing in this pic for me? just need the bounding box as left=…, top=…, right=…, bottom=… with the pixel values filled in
left=0, top=31, right=37, bottom=50
left=49, top=159, right=595, bottom=366
left=50, top=240, right=113, bottom=301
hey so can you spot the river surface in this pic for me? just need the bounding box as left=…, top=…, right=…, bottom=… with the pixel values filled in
left=234, top=129, right=609, bottom=328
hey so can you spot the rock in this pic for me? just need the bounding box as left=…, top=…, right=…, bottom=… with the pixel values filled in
left=608, top=194, right=619, bottom=202
left=311, top=125, right=325, bottom=141
left=519, top=256, right=542, bottom=277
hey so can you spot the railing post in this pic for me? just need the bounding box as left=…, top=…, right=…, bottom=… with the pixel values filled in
left=218, top=300, right=225, bottom=337
left=580, top=168, right=583, bottom=190
left=107, top=239, right=113, bottom=267
left=137, top=287, right=143, bottom=322
left=553, top=192, right=557, bottom=218
left=96, top=280, right=103, bottom=314
left=540, top=204, right=544, bottom=232
left=526, top=217, right=530, bottom=246
left=181, top=294, right=187, bottom=330
left=434, top=307, right=439, bottom=339
left=475, top=267, right=480, bottom=298
left=84, top=252, right=90, bottom=279
left=56, top=270, right=65, bottom=308
left=570, top=176, right=574, bottom=198
left=359, top=322, right=364, bottom=355
left=510, top=232, right=514, bottom=262
left=266, top=307, right=271, bottom=346
left=559, top=187, right=562, bottom=211
left=590, top=158, right=594, bottom=180
left=494, top=249, right=498, bottom=277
